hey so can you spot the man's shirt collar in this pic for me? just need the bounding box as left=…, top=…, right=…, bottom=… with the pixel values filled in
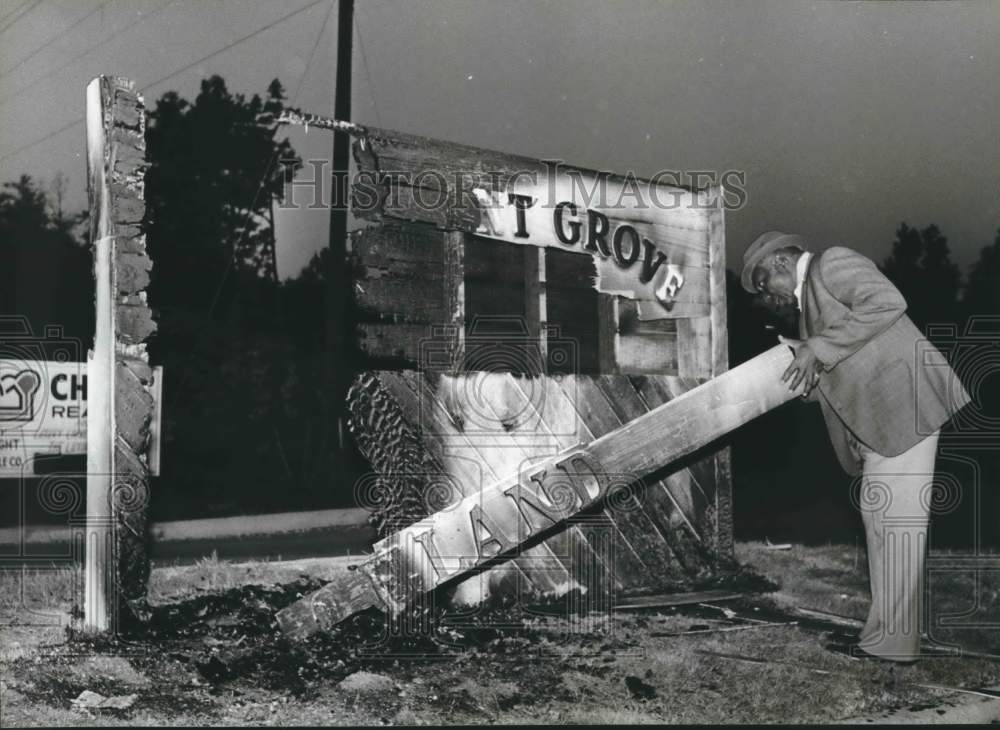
left=794, top=251, right=812, bottom=309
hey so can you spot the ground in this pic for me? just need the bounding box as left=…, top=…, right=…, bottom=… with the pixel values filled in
left=2, top=542, right=999, bottom=726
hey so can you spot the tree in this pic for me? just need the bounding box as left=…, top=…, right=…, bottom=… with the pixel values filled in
left=0, top=174, right=91, bottom=343
left=141, top=76, right=369, bottom=519
left=145, top=75, right=301, bottom=313
left=881, top=222, right=961, bottom=332
left=963, top=229, right=1000, bottom=316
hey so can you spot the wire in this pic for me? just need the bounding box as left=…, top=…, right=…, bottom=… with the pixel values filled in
left=0, top=0, right=111, bottom=79
left=0, top=1, right=29, bottom=25
left=0, top=0, right=40, bottom=35
left=168, top=0, right=337, bottom=408
left=204, top=0, right=336, bottom=315
left=141, top=0, right=327, bottom=94
left=290, top=0, right=334, bottom=101
left=0, top=117, right=81, bottom=165
left=2, top=0, right=178, bottom=105
left=0, top=0, right=328, bottom=165
left=354, top=3, right=382, bottom=127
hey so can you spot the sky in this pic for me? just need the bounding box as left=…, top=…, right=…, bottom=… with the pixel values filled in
left=1, top=0, right=998, bottom=280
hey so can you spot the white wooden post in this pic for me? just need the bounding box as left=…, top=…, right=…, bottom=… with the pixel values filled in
left=84, top=76, right=154, bottom=633
left=84, top=77, right=115, bottom=633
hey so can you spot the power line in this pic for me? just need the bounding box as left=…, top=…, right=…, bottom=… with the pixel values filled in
left=141, top=0, right=327, bottom=93
left=0, top=117, right=81, bottom=165
left=0, top=1, right=29, bottom=25
left=354, top=3, right=382, bottom=127
left=168, top=0, right=337, bottom=408
left=290, top=0, right=334, bottom=102
left=0, top=0, right=111, bottom=80
left=0, top=0, right=40, bottom=35
left=0, top=0, right=328, bottom=165
left=2, top=0, right=178, bottom=105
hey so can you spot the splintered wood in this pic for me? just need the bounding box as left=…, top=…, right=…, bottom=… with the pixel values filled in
left=277, top=344, right=804, bottom=640
left=85, top=76, right=156, bottom=631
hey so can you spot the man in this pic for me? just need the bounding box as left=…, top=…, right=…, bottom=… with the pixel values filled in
left=741, top=231, right=971, bottom=663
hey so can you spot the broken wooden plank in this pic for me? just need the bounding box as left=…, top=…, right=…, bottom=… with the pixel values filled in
left=613, top=590, right=743, bottom=611
left=277, top=343, right=806, bottom=640
left=694, top=649, right=834, bottom=675
left=791, top=607, right=864, bottom=630
left=651, top=620, right=797, bottom=637
left=593, top=375, right=713, bottom=579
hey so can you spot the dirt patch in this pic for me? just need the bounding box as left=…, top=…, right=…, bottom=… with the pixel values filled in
left=4, top=546, right=1000, bottom=725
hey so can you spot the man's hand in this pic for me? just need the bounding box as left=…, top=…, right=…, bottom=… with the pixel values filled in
left=778, top=335, right=822, bottom=395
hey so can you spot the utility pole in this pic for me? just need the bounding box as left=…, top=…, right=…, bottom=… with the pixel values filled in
left=328, top=0, right=354, bottom=457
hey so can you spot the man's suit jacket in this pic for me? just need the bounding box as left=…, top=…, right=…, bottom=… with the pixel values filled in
left=798, top=246, right=970, bottom=475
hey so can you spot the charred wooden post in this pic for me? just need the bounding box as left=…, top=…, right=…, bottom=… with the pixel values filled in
left=85, top=76, right=155, bottom=632
left=277, top=344, right=805, bottom=640
left=345, top=371, right=442, bottom=535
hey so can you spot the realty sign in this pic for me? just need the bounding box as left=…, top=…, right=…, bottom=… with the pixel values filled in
left=0, top=359, right=88, bottom=474
left=0, top=359, right=162, bottom=476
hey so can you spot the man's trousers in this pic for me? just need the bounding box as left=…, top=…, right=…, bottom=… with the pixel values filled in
left=848, top=428, right=941, bottom=661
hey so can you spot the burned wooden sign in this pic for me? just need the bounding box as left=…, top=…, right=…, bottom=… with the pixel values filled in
left=271, top=110, right=733, bottom=615
left=276, top=110, right=728, bottom=322
left=278, top=345, right=804, bottom=640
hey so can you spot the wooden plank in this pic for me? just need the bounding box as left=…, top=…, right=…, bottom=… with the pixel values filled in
left=676, top=317, right=713, bottom=378
left=614, top=298, right=678, bottom=374
left=342, top=122, right=715, bottom=306
left=432, top=373, right=577, bottom=596
left=376, top=372, right=484, bottom=499
left=544, top=253, right=710, bottom=319
left=355, top=323, right=430, bottom=362
left=442, top=230, right=465, bottom=370
left=613, top=590, right=743, bottom=610
left=594, top=375, right=712, bottom=578
left=277, top=344, right=807, bottom=639
left=379, top=370, right=525, bottom=603
left=550, top=375, right=658, bottom=589
left=629, top=374, right=715, bottom=543
left=597, top=294, right=618, bottom=374
left=398, top=370, right=564, bottom=601
left=705, top=187, right=733, bottom=558
left=618, top=305, right=678, bottom=336
left=532, top=376, right=626, bottom=594
left=616, top=333, right=678, bottom=375
left=500, top=374, right=616, bottom=591
left=712, top=446, right=735, bottom=558
left=351, top=223, right=445, bottom=264
left=354, top=258, right=441, bottom=281
left=705, top=187, right=728, bottom=379
left=86, top=75, right=114, bottom=632
left=86, top=76, right=154, bottom=633
left=355, top=277, right=446, bottom=322
left=345, top=371, right=452, bottom=533
left=635, top=373, right=718, bottom=550
left=523, top=247, right=547, bottom=366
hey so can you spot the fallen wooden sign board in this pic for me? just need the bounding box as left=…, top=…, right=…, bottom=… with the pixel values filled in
left=277, top=344, right=804, bottom=640
left=612, top=591, right=744, bottom=611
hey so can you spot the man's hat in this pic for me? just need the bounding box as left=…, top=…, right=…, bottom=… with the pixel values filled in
left=740, top=231, right=807, bottom=293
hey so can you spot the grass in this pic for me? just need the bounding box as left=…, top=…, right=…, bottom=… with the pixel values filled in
left=2, top=542, right=999, bottom=726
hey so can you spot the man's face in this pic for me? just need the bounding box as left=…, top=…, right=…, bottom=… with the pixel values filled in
left=751, top=252, right=797, bottom=312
